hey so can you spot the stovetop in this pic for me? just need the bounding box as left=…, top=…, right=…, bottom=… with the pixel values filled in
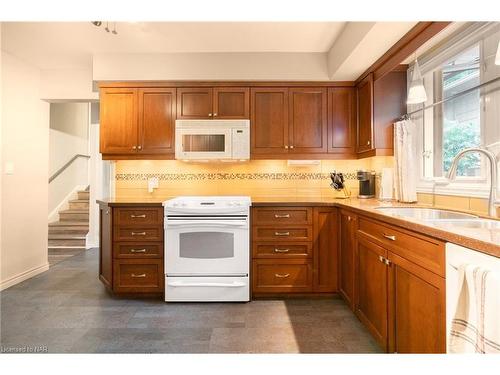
left=163, top=196, right=251, bottom=215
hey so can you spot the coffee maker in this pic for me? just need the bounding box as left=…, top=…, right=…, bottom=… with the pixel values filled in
left=357, top=170, right=376, bottom=198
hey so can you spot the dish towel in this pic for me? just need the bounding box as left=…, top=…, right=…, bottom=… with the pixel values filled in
left=449, top=264, right=500, bottom=353
left=393, top=119, right=417, bottom=203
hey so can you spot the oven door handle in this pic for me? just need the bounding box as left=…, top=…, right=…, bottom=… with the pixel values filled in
left=166, top=220, right=247, bottom=227
left=167, top=281, right=247, bottom=288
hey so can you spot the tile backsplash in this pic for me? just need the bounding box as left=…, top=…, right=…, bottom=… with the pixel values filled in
left=114, top=157, right=394, bottom=199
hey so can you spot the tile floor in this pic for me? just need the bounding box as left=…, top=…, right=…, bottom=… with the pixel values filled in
left=0, top=249, right=381, bottom=353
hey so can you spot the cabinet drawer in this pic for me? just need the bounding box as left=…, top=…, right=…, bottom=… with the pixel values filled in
left=252, top=260, right=312, bottom=293
left=252, top=242, right=312, bottom=258
left=252, top=226, right=313, bottom=242
left=114, top=207, right=163, bottom=226
left=358, top=217, right=445, bottom=276
left=114, top=227, right=163, bottom=242
left=113, top=259, right=163, bottom=293
left=114, top=242, right=163, bottom=259
left=252, top=207, right=312, bottom=225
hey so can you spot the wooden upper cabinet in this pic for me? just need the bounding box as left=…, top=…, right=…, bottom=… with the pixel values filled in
left=288, top=88, right=328, bottom=153
left=100, top=88, right=139, bottom=154
left=138, top=88, right=176, bottom=155
left=355, top=236, right=388, bottom=351
left=213, top=87, right=249, bottom=119
left=251, top=88, right=289, bottom=155
left=328, top=87, right=356, bottom=155
left=313, top=207, right=338, bottom=293
left=339, top=210, right=356, bottom=309
left=388, top=252, right=446, bottom=353
left=356, top=73, right=374, bottom=154
left=176, top=88, right=213, bottom=119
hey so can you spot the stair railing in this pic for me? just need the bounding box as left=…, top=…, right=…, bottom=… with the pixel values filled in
left=49, top=154, right=90, bottom=183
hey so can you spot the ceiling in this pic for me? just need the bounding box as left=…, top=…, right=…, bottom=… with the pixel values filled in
left=1, top=22, right=346, bottom=70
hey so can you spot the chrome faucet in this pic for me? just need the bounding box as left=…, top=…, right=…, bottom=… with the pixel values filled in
left=446, top=147, right=498, bottom=217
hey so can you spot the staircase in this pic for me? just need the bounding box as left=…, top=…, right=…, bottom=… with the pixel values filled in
left=48, top=188, right=90, bottom=266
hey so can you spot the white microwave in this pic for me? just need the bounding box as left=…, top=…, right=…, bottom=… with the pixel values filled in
left=175, top=119, right=250, bottom=161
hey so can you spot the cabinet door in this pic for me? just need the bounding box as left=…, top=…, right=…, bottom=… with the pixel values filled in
left=99, top=206, right=113, bottom=288
left=328, top=87, right=356, bottom=155
left=357, top=73, right=374, bottom=153
left=313, top=207, right=338, bottom=292
left=339, top=210, right=356, bottom=309
left=213, top=87, right=249, bottom=119
left=100, top=88, right=138, bottom=154
left=138, top=88, right=176, bottom=155
left=288, top=88, right=328, bottom=153
left=250, top=88, right=289, bottom=155
left=355, top=236, right=388, bottom=351
left=176, top=88, right=213, bottom=119
left=388, top=252, right=446, bottom=353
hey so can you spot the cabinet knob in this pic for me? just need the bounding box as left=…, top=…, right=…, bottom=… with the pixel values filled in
left=284, top=145, right=289, bottom=149
left=290, top=145, right=294, bottom=149
left=137, top=145, right=142, bottom=150
left=367, top=141, right=371, bottom=146
left=347, top=216, right=351, bottom=221
left=213, top=113, right=218, bottom=117
left=208, top=113, right=213, bottom=117
left=132, top=146, right=137, bottom=150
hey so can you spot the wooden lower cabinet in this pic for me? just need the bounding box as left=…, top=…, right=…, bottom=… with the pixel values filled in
left=98, top=202, right=164, bottom=296
left=388, top=252, right=446, bottom=353
left=355, top=222, right=446, bottom=353
left=355, top=237, right=389, bottom=350
left=339, top=210, right=356, bottom=309
left=251, top=206, right=337, bottom=296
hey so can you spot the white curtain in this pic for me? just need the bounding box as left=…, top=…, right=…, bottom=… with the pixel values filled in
left=394, top=119, right=418, bottom=203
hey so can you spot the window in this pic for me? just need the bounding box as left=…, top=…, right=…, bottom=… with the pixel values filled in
left=413, top=23, right=500, bottom=198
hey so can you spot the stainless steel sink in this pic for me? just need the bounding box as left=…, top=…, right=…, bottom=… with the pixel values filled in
left=426, top=219, right=500, bottom=230
left=374, top=207, right=478, bottom=220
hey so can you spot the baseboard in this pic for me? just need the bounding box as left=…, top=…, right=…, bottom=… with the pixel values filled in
left=48, top=184, right=87, bottom=223
left=0, top=263, right=50, bottom=291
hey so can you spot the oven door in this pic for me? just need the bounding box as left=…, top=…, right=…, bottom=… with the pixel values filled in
left=175, top=128, right=232, bottom=160
left=165, top=217, right=249, bottom=276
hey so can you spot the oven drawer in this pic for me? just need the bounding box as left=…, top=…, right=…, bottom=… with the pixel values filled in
left=113, top=259, right=163, bottom=293
left=114, top=207, right=163, bottom=226
left=252, top=242, right=312, bottom=258
left=114, top=242, right=163, bottom=259
left=252, top=259, right=312, bottom=293
left=165, top=276, right=249, bottom=302
left=114, top=227, right=163, bottom=242
left=252, top=226, right=313, bottom=242
left=252, top=207, right=312, bottom=225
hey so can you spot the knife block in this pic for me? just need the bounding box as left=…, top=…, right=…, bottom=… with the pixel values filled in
left=331, top=186, right=351, bottom=199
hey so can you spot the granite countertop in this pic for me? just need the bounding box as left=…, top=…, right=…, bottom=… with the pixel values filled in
left=98, top=196, right=500, bottom=258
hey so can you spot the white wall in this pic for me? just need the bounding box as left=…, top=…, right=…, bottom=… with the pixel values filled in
left=41, top=68, right=98, bottom=102
left=1, top=51, right=50, bottom=290
left=93, top=52, right=329, bottom=81
left=48, top=102, right=89, bottom=219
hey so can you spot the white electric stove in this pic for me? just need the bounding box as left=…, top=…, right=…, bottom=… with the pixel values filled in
left=163, top=196, right=251, bottom=302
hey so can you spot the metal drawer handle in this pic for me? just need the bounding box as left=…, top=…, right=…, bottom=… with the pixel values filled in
left=382, top=234, right=396, bottom=241
left=274, top=231, right=290, bottom=236
left=379, top=255, right=385, bottom=263
left=274, top=248, right=290, bottom=253
left=131, top=273, right=146, bottom=278
left=130, top=248, right=147, bottom=253
left=130, top=214, right=146, bottom=218
left=275, top=273, right=290, bottom=278
left=131, top=232, right=146, bottom=236
left=274, top=214, right=290, bottom=218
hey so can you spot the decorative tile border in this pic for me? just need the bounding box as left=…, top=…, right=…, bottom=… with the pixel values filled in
left=115, top=172, right=359, bottom=181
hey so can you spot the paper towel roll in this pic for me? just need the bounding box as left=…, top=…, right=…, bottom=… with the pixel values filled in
left=379, top=168, right=394, bottom=200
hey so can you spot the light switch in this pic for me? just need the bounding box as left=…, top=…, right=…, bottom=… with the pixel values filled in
left=4, top=162, right=14, bottom=175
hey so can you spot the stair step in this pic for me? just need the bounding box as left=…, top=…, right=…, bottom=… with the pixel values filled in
left=59, top=210, right=89, bottom=221
left=49, top=226, right=89, bottom=235
left=49, top=221, right=89, bottom=227
left=69, top=200, right=89, bottom=210
left=48, top=246, right=86, bottom=252
left=48, top=237, right=86, bottom=246
left=78, top=191, right=90, bottom=200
